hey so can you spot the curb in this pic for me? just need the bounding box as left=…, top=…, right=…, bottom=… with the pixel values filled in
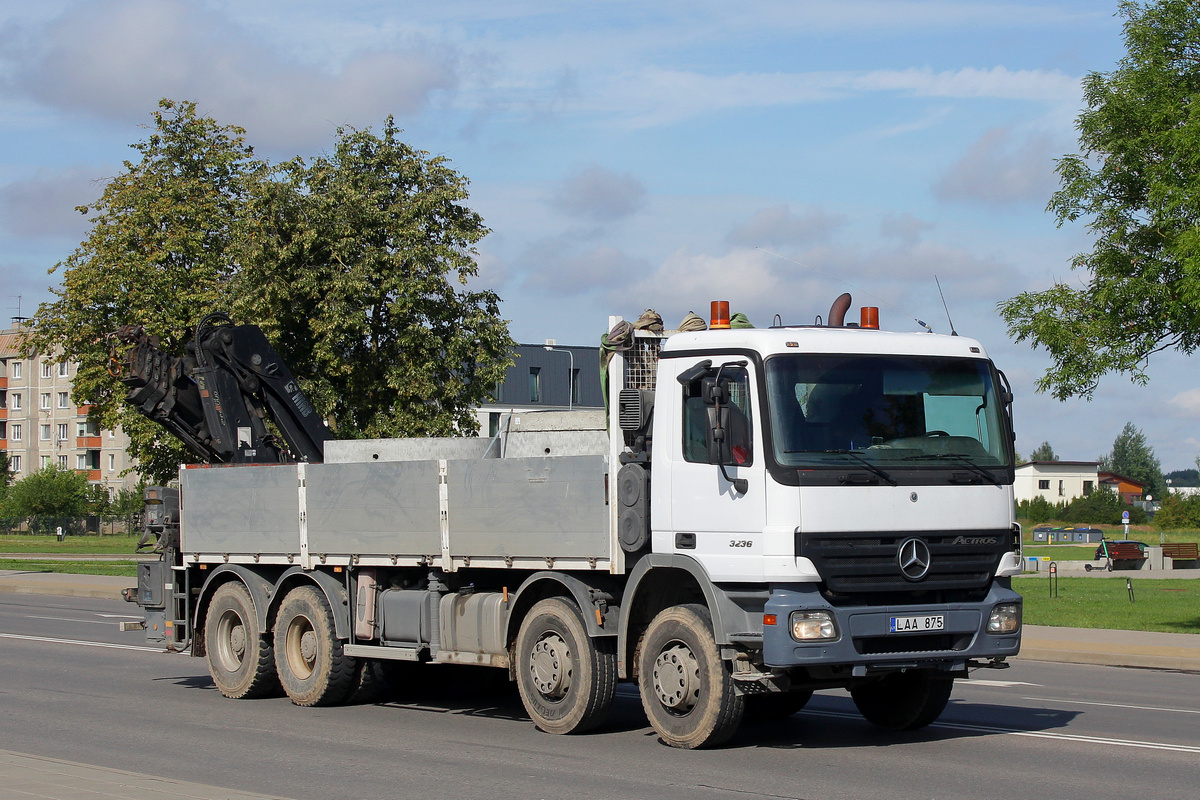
left=0, top=571, right=131, bottom=602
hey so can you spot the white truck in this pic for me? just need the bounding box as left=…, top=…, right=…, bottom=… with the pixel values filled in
left=124, top=297, right=1023, bottom=748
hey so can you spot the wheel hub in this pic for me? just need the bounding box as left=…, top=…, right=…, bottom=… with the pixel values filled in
left=529, top=633, right=573, bottom=699
left=228, top=624, right=246, bottom=658
left=299, top=630, right=317, bottom=663
left=653, top=643, right=699, bottom=712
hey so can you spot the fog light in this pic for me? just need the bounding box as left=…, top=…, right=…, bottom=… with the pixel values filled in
left=988, top=603, right=1021, bottom=634
left=790, top=610, right=838, bottom=641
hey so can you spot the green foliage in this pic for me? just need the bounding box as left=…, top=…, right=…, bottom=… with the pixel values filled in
left=5, top=466, right=91, bottom=518
left=998, top=1, right=1200, bottom=399
left=1017, top=496, right=1063, bottom=523
left=27, top=101, right=513, bottom=481
left=1101, top=421, right=1164, bottom=498
left=1153, top=492, right=1200, bottom=528
left=1029, top=441, right=1059, bottom=461
left=1015, top=576, right=1200, bottom=634
left=1166, top=467, right=1199, bottom=486
left=1062, top=486, right=1148, bottom=524
left=0, top=451, right=11, bottom=510
left=110, top=484, right=146, bottom=517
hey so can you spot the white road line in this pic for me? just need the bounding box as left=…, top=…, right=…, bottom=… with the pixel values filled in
left=23, top=614, right=117, bottom=625
left=0, top=633, right=164, bottom=653
left=965, top=679, right=1041, bottom=688
left=95, top=613, right=142, bottom=619
left=1023, top=696, right=1200, bottom=715
left=804, top=709, right=1200, bottom=754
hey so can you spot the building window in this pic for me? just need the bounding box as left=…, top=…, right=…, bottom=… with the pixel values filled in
left=0, top=421, right=5, bottom=439
left=77, top=454, right=87, bottom=470
left=58, top=392, right=69, bottom=409
left=1038, top=479, right=1050, bottom=490
left=488, top=412, right=501, bottom=438
left=108, top=453, right=116, bottom=472
left=57, top=455, right=68, bottom=469
left=11, top=393, right=20, bottom=410
left=41, top=361, right=52, bottom=378
left=529, top=367, right=541, bottom=403
left=108, top=429, right=116, bottom=439
left=1083, top=480, right=1094, bottom=495
left=10, top=423, right=20, bottom=441
left=10, top=455, right=19, bottom=473
left=77, top=420, right=100, bottom=437
left=10, top=361, right=20, bottom=379
left=57, top=423, right=68, bottom=441
left=1058, top=480, right=1065, bottom=497
left=58, top=362, right=68, bottom=377
left=571, top=368, right=580, bottom=405
left=40, top=455, right=50, bottom=469
left=40, top=424, right=51, bottom=441
left=40, top=393, right=50, bottom=410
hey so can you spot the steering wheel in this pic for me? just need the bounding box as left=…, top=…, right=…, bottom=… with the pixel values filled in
left=925, top=430, right=950, bottom=437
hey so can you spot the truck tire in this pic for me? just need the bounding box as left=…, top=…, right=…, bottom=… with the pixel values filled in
left=274, top=585, right=357, bottom=707
left=850, top=670, right=953, bottom=731
left=205, top=582, right=279, bottom=699
left=637, top=604, right=744, bottom=749
left=515, top=598, right=617, bottom=735
left=743, top=689, right=813, bottom=720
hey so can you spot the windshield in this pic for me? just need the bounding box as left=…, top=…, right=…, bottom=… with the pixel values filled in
left=765, top=354, right=1009, bottom=469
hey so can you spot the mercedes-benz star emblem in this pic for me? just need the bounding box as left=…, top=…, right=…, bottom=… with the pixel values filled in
left=897, top=537, right=931, bottom=581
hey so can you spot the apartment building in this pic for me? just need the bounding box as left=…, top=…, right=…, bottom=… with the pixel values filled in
left=0, top=322, right=140, bottom=498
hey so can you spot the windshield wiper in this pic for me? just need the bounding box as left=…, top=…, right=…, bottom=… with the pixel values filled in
left=824, top=450, right=898, bottom=486
left=902, top=452, right=1002, bottom=486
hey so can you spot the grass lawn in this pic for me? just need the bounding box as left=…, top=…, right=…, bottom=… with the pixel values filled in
left=0, top=534, right=141, bottom=555
left=0, top=559, right=138, bottom=577
left=1022, top=545, right=1098, bottom=561
left=1014, top=576, right=1200, bottom=635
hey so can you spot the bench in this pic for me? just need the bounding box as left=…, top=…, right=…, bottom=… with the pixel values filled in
left=1162, top=542, right=1199, bottom=568
left=1084, top=542, right=1148, bottom=571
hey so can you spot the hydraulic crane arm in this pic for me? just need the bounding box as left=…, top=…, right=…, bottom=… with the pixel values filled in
left=109, top=313, right=330, bottom=464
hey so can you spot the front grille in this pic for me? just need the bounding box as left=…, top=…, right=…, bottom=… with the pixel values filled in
left=799, top=529, right=1011, bottom=595
left=854, top=633, right=971, bottom=655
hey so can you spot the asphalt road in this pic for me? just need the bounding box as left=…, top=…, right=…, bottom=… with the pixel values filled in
left=1, top=592, right=1197, bottom=800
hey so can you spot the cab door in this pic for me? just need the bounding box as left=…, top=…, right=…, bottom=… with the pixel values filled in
left=657, top=358, right=766, bottom=581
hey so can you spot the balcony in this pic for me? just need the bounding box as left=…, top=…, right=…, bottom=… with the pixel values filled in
left=0, top=377, right=7, bottom=388
left=77, top=469, right=102, bottom=482
left=77, top=404, right=92, bottom=415
left=77, top=436, right=102, bottom=448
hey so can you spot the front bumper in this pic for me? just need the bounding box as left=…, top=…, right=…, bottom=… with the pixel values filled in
left=762, top=581, right=1021, bottom=669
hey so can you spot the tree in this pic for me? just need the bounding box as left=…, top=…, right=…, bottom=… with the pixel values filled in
left=5, top=466, right=90, bottom=518
left=0, top=451, right=12, bottom=515
left=27, top=101, right=513, bottom=481
left=1029, top=441, right=1059, bottom=461
left=998, top=1, right=1200, bottom=399
left=1100, top=421, right=1164, bottom=498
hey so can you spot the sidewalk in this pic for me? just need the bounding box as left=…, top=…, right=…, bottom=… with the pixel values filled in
left=0, top=749, right=293, bottom=800
left=0, top=569, right=131, bottom=601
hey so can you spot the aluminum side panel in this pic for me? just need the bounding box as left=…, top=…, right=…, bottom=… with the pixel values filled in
left=180, top=465, right=300, bottom=553
left=306, top=461, right=442, bottom=554
left=446, top=456, right=608, bottom=559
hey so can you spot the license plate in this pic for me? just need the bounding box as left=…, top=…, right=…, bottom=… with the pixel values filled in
left=890, top=615, right=944, bottom=633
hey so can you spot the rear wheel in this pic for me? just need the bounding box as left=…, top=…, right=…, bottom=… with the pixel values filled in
left=637, top=604, right=744, bottom=749
left=515, top=598, right=616, bottom=735
left=850, top=670, right=953, bottom=731
left=274, top=585, right=357, bottom=707
left=205, top=582, right=279, bottom=699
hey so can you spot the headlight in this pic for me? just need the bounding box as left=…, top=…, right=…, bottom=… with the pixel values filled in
left=987, top=603, right=1021, bottom=634
left=790, top=610, right=838, bottom=641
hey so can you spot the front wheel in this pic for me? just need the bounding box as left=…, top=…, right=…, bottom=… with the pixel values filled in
left=515, top=598, right=617, bottom=735
left=637, top=604, right=744, bottom=749
left=205, top=582, right=279, bottom=699
left=850, top=670, right=953, bottom=731
left=274, top=585, right=357, bottom=707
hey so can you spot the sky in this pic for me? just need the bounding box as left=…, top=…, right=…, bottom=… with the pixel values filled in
left=0, top=0, right=1197, bottom=474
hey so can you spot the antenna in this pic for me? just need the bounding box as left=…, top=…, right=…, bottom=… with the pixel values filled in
left=934, top=276, right=957, bottom=336
left=758, top=248, right=932, bottom=332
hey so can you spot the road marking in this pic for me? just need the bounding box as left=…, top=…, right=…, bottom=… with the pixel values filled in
left=965, top=679, right=1041, bottom=688
left=95, top=613, right=141, bottom=619
left=23, top=614, right=118, bottom=625
left=804, top=709, right=1200, bottom=754
left=1023, top=696, right=1200, bottom=715
left=0, top=633, right=164, bottom=653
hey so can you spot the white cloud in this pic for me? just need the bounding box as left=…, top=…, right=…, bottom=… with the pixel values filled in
left=0, top=166, right=106, bottom=239
left=726, top=205, right=844, bottom=248
left=934, top=125, right=1061, bottom=205
left=7, top=0, right=456, bottom=152
left=518, top=240, right=649, bottom=296
left=880, top=213, right=934, bottom=245
left=1167, top=389, right=1200, bottom=418
left=551, top=167, right=646, bottom=223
